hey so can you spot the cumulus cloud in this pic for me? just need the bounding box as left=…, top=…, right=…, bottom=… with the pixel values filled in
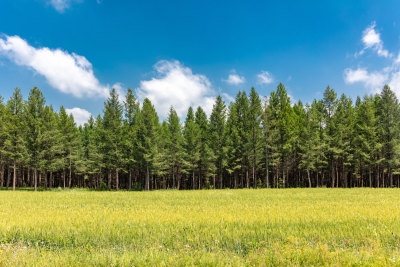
left=65, top=107, right=92, bottom=126
left=344, top=68, right=388, bottom=90
left=344, top=22, right=400, bottom=97
left=0, top=35, right=113, bottom=98
left=359, top=22, right=391, bottom=58
left=136, top=60, right=216, bottom=118
left=257, top=70, right=273, bottom=84
left=224, top=73, right=245, bottom=85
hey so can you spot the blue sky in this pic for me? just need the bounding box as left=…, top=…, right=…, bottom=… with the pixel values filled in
left=1, top=0, right=400, bottom=124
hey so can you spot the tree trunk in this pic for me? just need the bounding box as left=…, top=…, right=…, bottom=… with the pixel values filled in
left=34, top=167, right=37, bottom=192
left=246, top=170, right=249, bottom=188
left=6, top=166, right=11, bottom=190
left=213, top=174, right=216, bottom=189
left=0, top=164, right=4, bottom=187
left=192, top=171, right=195, bottom=190
left=115, top=168, right=119, bottom=191
left=307, top=168, right=311, bottom=188
left=145, top=164, right=150, bottom=191
left=13, top=159, right=17, bottom=191
left=50, top=171, right=53, bottom=188
left=63, top=170, right=66, bottom=189
left=336, top=165, right=339, bottom=188
left=128, top=169, right=132, bottom=191
left=219, top=171, right=223, bottom=189
left=108, top=171, right=112, bottom=190
left=172, top=168, right=175, bottom=189
left=253, top=166, right=256, bottom=189
left=69, top=160, right=72, bottom=188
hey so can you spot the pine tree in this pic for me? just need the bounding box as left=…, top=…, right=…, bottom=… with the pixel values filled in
left=138, top=98, right=161, bottom=191
left=247, top=88, right=263, bottom=188
left=376, top=85, right=400, bottom=187
left=166, top=106, right=187, bottom=189
left=310, top=99, right=328, bottom=187
left=209, top=96, right=227, bottom=189
left=59, top=106, right=80, bottom=189
left=24, top=87, right=45, bottom=191
left=4, top=88, right=25, bottom=190
left=353, top=96, right=377, bottom=187
left=195, top=106, right=215, bottom=189
left=262, top=96, right=279, bottom=188
left=0, top=94, right=7, bottom=188
left=123, top=88, right=140, bottom=190
left=235, top=91, right=251, bottom=188
left=322, top=86, right=338, bottom=187
left=226, top=102, right=242, bottom=188
left=38, top=105, right=63, bottom=188
left=154, top=121, right=169, bottom=188
left=102, top=88, right=124, bottom=190
left=268, top=83, right=293, bottom=188
left=298, top=103, right=318, bottom=187
left=183, top=107, right=201, bottom=189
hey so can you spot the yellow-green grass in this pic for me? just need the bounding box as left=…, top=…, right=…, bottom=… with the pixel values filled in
left=0, top=189, right=400, bottom=266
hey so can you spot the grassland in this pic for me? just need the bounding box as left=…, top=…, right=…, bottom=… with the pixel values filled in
left=0, top=189, right=400, bottom=266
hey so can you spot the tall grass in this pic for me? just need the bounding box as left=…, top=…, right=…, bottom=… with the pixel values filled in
left=0, top=188, right=399, bottom=266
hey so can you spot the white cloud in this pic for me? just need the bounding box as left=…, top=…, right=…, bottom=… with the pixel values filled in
left=0, top=35, right=113, bottom=98
left=257, top=70, right=273, bottom=84
left=49, top=0, right=71, bottom=12
left=65, top=107, right=92, bottom=126
left=344, top=22, right=400, bottom=97
left=359, top=22, right=391, bottom=58
left=222, top=92, right=235, bottom=103
left=224, top=73, right=245, bottom=85
left=136, top=60, right=216, bottom=118
left=344, top=68, right=388, bottom=90
left=395, top=53, right=400, bottom=64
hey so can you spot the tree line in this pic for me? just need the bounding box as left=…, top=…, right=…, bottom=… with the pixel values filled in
left=1, top=83, right=400, bottom=191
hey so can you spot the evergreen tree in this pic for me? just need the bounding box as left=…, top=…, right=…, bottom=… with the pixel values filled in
left=195, top=106, right=215, bottom=188
left=209, top=96, right=227, bottom=188
left=38, top=105, right=63, bottom=188
left=298, top=103, right=318, bottom=187
left=226, top=102, right=242, bottom=188
left=4, top=88, right=25, bottom=190
left=377, top=85, right=400, bottom=187
left=123, top=88, right=140, bottom=190
left=138, top=98, right=161, bottom=190
left=166, top=106, right=187, bottom=189
left=268, top=83, right=293, bottom=188
left=0, top=94, right=7, bottom=188
left=103, top=88, right=124, bottom=190
left=59, top=106, right=80, bottom=188
left=247, top=88, right=263, bottom=188
left=183, top=107, right=201, bottom=189
left=235, top=91, right=251, bottom=188
left=24, top=87, right=45, bottom=191
left=322, top=86, right=338, bottom=187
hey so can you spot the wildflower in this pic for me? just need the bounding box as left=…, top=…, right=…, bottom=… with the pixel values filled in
left=185, top=244, right=190, bottom=248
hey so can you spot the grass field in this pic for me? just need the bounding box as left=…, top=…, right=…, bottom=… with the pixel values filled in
left=0, top=189, right=400, bottom=266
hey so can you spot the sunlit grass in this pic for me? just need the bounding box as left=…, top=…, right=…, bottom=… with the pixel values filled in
left=0, top=188, right=400, bottom=266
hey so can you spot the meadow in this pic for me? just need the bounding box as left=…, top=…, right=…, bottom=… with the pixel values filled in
left=0, top=188, right=400, bottom=266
